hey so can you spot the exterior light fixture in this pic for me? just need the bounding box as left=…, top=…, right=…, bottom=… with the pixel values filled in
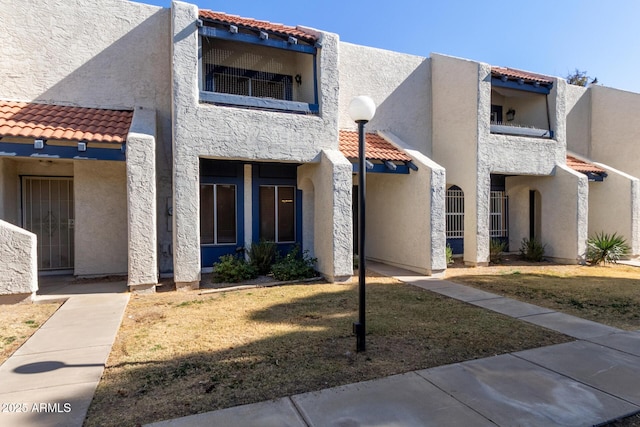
left=34, top=139, right=45, bottom=149
left=348, top=95, right=376, bottom=353
left=78, top=141, right=87, bottom=152
left=506, top=108, right=516, bottom=121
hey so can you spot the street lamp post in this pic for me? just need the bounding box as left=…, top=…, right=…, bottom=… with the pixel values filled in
left=348, top=95, right=376, bottom=353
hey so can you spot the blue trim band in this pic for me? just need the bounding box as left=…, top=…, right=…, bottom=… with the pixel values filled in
left=351, top=163, right=410, bottom=174
left=198, top=26, right=317, bottom=54
left=492, top=77, right=551, bottom=94
left=0, top=142, right=125, bottom=161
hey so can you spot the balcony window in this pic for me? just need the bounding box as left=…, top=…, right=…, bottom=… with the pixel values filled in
left=199, top=28, right=318, bottom=114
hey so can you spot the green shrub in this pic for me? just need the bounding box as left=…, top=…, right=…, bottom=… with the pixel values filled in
left=247, top=240, right=277, bottom=275
left=489, top=239, right=507, bottom=264
left=586, top=232, right=630, bottom=265
left=519, top=238, right=546, bottom=262
left=445, top=244, right=454, bottom=265
left=271, top=245, right=318, bottom=281
left=212, top=254, right=258, bottom=283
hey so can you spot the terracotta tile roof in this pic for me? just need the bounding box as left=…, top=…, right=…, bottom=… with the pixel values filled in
left=566, top=155, right=606, bottom=174
left=0, top=101, right=133, bottom=144
left=492, top=66, right=554, bottom=84
left=339, top=130, right=411, bottom=162
left=199, top=10, right=318, bottom=43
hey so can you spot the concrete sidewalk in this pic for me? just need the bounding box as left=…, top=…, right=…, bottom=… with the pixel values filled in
left=0, top=278, right=129, bottom=427
left=147, top=262, right=640, bottom=427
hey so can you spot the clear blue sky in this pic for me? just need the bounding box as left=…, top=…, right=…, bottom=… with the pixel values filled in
left=143, top=0, right=640, bottom=93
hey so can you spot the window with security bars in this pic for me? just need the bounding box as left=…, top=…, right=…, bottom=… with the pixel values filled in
left=201, top=38, right=304, bottom=102
left=490, top=191, right=509, bottom=238
left=446, top=186, right=464, bottom=239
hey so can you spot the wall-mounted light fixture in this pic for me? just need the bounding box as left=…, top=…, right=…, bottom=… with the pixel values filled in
left=506, top=108, right=516, bottom=121
left=78, top=141, right=87, bottom=152
left=34, top=139, right=45, bottom=149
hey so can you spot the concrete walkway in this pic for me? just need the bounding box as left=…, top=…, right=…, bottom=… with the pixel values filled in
left=147, top=262, right=640, bottom=427
left=0, top=277, right=129, bottom=427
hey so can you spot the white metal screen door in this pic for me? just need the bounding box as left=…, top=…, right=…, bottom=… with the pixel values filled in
left=22, top=177, right=74, bottom=270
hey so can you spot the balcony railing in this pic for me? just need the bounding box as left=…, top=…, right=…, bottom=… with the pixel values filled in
left=490, top=122, right=553, bottom=139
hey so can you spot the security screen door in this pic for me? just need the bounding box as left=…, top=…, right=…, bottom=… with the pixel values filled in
left=22, top=177, right=74, bottom=270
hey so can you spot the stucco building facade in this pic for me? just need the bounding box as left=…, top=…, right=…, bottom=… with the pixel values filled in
left=0, top=0, right=638, bottom=301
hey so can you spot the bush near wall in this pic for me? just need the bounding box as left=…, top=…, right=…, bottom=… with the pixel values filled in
left=271, top=245, right=318, bottom=281
left=586, top=232, right=630, bottom=265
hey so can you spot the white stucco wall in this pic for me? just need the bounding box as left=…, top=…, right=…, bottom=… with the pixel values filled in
left=565, top=84, right=591, bottom=158
left=0, top=159, right=18, bottom=225
left=0, top=0, right=170, bottom=111
left=588, top=163, right=640, bottom=257
left=431, top=53, right=481, bottom=264
left=74, top=161, right=128, bottom=276
left=338, top=43, right=431, bottom=155
left=367, top=131, right=446, bottom=275
left=171, top=1, right=341, bottom=286
left=298, top=150, right=353, bottom=281
left=590, top=86, right=640, bottom=177
left=506, top=165, right=588, bottom=263
left=0, top=220, right=37, bottom=302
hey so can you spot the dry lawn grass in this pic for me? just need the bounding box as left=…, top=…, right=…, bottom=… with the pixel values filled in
left=446, top=261, right=640, bottom=330
left=0, top=302, right=61, bottom=365
left=85, top=275, right=570, bottom=427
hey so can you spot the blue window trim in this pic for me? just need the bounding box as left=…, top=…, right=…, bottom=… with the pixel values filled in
left=200, top=170, right=245, bottom=267
left=0, top=141, right=125, bottom=161
left=491, top=77, right=551, bottom=94
left=251, top=166, right=303, bottom=254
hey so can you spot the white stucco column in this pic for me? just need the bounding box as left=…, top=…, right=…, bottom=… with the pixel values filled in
left=126, top=107, right=159, bottom=292
left=298, top=150, right=353, bottom=282
left=172, top=154, right=201, bottom=289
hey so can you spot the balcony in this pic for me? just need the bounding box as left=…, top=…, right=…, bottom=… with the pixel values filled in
left=198, top=18, right=319, bottom=114
left=490, top=66, right=555, bottom=140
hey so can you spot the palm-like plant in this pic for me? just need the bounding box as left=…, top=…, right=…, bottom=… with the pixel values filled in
left=586, top=232, right=630, bottom=265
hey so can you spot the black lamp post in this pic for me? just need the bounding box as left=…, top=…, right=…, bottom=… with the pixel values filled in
left=348, top=95, right=376, bottom=353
